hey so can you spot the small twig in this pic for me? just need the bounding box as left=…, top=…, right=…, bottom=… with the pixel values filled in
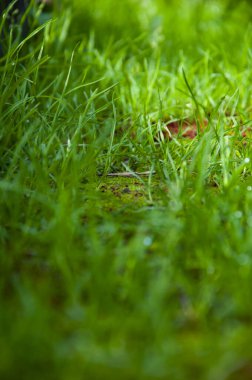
left=106, top=171, right=155, bottom=178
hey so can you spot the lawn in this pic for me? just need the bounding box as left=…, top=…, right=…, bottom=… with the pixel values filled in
left=1, top=0, right=252, bottom=379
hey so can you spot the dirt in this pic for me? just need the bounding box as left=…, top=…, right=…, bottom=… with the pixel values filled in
left=161, top=118, right=208, bottom=140
left=159, top=117, right=252, bottom=141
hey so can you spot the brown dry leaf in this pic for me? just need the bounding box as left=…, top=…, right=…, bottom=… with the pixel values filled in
left=159, top=117, right=252, bottom=141
left=161, top=118, right=208, bottom=140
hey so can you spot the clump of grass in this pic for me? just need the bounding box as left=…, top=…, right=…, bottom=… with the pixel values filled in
left=1, top=1, right=252, bottom=379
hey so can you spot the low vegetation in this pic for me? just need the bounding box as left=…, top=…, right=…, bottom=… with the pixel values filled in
left=1, top=0, right=252, bottom=379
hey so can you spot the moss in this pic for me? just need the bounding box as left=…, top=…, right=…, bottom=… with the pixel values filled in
left=97, top=177, right=148, bottom=211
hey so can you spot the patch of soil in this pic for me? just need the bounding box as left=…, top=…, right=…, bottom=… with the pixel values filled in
left=161, top=118, right=208, bottom=140
left=158, top=116, right=252, bottom=141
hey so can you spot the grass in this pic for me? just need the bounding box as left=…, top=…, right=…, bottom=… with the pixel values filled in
left=1, top=0, right=252, bottom=379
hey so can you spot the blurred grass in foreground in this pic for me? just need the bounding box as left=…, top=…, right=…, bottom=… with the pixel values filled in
left=1, top=0, right=252, bottom=379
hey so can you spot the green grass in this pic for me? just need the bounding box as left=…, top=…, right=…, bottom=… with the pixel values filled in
left=1, top=0, right=252, bottom=379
